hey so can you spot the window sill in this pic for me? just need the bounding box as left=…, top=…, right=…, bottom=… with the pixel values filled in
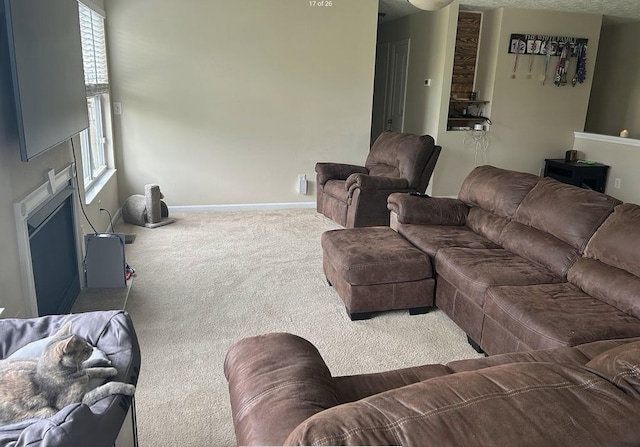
left=85, top=168, right=117, bottom=205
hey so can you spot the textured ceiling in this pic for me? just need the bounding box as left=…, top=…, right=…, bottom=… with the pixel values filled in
left=379, top=0, right=640, bottom=24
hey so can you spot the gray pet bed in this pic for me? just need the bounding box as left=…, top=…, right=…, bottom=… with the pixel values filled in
left=0, top=311, right=141, bottom=447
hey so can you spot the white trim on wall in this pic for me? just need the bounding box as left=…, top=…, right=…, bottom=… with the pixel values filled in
left=574, top=132, right=640, bottom=147
left=168, top=202, right=316, bottom=213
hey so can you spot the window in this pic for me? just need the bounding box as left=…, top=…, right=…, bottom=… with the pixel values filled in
left=78, top=2, right=110, bottom=188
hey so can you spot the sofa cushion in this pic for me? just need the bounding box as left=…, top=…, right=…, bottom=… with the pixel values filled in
left=449, top=337, right=640, bottom=372
left=395, top=223, right=499, bottom=257
left=285, top=360, right=640, bottom=446
left=565, top=204, right=640, bottom=318
left=495, top=178, right=620, bottom=278
left=457, top=165, right=540, bottom=218
left=568, top=258, right=640, bottom=319
left=583, top=203, right=640, bottom=277
left=334, top=364, right=453, bottom=404
left=464, top=207, right=511, bottom=246
left=500, top=221, right=580, bottom=277
left=586, top=341, right=640, bottom=398
left=435, top=248, right=562, bottom=308
left=513, top=177, right=620, bottom=251
left=484, top=283, right=640, bottom=350
left=366, top=132, right=435, bottom=188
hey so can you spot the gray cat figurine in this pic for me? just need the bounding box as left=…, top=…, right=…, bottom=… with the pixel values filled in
left=0, top=322, right=135, bottom=425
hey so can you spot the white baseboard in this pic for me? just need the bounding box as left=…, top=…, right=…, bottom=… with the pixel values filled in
left=168, top=202, right=317, bottom=213
left=113, top=207, right=123, bottom=228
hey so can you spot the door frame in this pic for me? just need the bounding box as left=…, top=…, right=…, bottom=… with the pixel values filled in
left=384, top=39, right=410, bottom=133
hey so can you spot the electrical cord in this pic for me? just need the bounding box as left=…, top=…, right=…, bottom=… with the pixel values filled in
left=463, top=129, right=490, bottom=167
left=100, top=208, right=115, bottom=232
left=70, top=137, right=98, bottom=234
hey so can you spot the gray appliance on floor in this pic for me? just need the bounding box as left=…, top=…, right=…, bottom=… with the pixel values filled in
left=85, top=233, right=126, bottom=288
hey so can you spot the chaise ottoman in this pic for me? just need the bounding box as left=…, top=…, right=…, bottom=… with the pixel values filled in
left=321, top=227, right=434, bottom=320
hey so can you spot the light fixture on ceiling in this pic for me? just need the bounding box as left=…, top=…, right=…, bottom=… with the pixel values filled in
left=406, top=0, right=454, bottom=11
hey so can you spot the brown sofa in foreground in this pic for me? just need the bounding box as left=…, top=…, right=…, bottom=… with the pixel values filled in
left=225, top=332, right=640, bottom=446
left=387, top=165, right=640, bottom=355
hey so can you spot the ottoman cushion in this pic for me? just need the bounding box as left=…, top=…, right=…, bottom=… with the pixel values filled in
left=322, top=227, right=434, bottom=318
left=321, top=227, right=432, bottom=286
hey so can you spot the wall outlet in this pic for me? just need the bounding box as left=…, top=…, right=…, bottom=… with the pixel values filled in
left=113, top=102, right=122, bottom=115
left=297, top=174, right=307, bottom=195
left=614, top=178, right=621, bottom=189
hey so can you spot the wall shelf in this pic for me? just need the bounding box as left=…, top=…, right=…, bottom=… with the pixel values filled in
left=448, top=99, right=490, bottom=131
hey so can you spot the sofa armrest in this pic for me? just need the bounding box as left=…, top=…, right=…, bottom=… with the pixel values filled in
left=315, top=162, right=368, bottom=186
left=345, top=173, right=409, bottom=191
left=387, top=193, right=469, bottom=225
left=224, top=333, right=339, bottom=447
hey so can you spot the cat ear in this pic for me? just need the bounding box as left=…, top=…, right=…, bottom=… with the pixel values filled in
left=53, top=336, right=73, bottom=356
left=52, top=321, right=72, bottom=338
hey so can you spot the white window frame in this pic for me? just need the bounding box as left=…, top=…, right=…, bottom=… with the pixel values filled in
left=78, top=1, right=111, bottom=193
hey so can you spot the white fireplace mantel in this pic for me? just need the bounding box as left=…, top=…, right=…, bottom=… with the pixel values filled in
left=14, top=163, right=79, bottom=317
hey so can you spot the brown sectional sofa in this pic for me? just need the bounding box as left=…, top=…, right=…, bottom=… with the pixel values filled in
left=388, top=165, right=640, bottom=355
left=225, top=332, right=640, bottom=446
left=224, top=166, right=640, bottom=445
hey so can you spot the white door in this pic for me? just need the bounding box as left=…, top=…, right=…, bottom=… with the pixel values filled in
left=384, top=39, right=410, bottom=133
left=371, top=42, right=390, bottom=143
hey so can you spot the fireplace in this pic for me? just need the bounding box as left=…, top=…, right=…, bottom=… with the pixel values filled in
left=27, top=187, right=80, bottom=315
left=15, top=165, right=83, bottom=317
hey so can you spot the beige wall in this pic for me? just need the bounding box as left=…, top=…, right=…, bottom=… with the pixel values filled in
left=375, top=4, right=458, bottom=194
left=106, top=0, right=378, bottom=207
left=375, top=6, right=455, bottom=139
left=434, top=8, right=603, bottom=196
left=375, top=6, right=602, bottom=197
left=0, top=0, right=117, bottom=317
left=585, top=22, right=640, bottom=139
left=573, top=133, right=640, bottom=204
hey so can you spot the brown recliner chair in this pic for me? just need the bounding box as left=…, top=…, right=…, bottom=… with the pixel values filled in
left=315, top=131, right=441, bottom=228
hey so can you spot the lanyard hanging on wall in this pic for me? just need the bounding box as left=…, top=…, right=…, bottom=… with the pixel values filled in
left=572, top=43, right=587, bottom=85
left=511, top=39, right=521, bottom=79
left=554, top=45, right=569, bottom=86
left=540, top=45, right=552, bottom=85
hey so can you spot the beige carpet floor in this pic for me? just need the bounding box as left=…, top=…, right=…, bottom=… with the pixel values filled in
left=93, top=209, right=481, bottom=446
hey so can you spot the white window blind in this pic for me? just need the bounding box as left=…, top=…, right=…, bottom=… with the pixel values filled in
left=79, top=2, right=108, bottom=96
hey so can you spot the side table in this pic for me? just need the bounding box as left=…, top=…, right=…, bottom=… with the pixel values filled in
left=543, top=159, right=610, bottom=193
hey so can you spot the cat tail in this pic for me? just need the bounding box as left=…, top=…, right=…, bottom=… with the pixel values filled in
left=82, top=382, right=135, bottom=406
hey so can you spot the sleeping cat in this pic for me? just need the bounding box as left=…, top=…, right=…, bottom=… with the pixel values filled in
left=0, top=322, right=135, bottom=425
